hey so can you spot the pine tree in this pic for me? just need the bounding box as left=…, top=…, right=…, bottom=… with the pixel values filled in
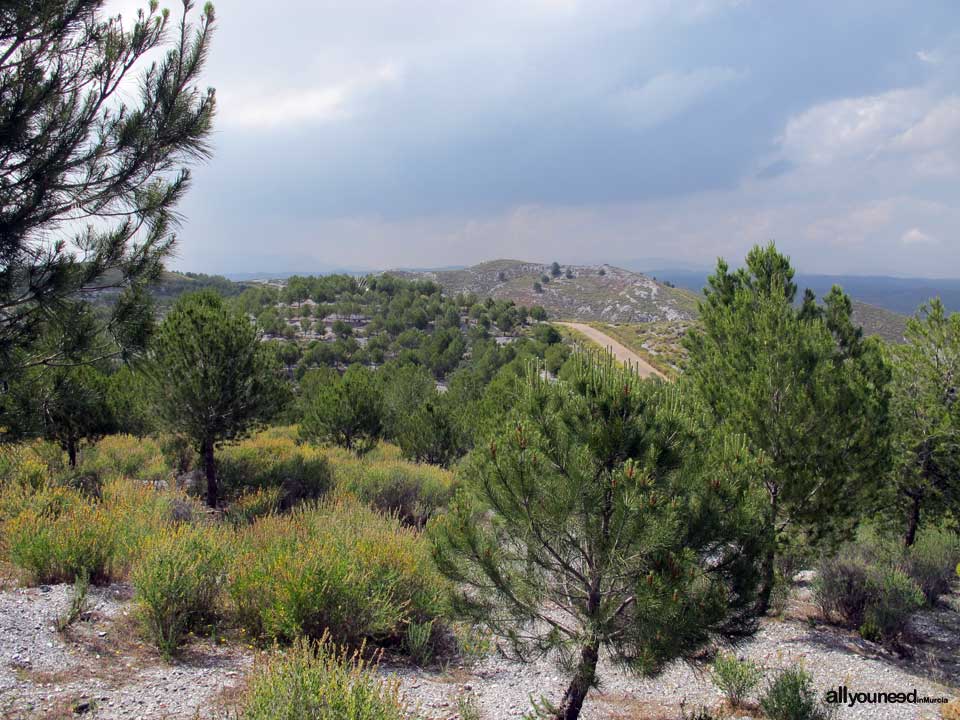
left=6, top=363, right=114, bottom=466
left=299, top=363, right=383, bottom=455
left=148, top=291, right=286, bottom=507
left=397, top=395, right=469, bottom=467
left=889, top=298, right=960, bottom=545
left=0, top=0, right=216, bottom=375
left=432, top=353, right=765, bottom=720
left=683, top=243, right=891, bottom=613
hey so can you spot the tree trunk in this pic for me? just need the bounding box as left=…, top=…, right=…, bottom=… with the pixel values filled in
left=755, top=488, right=779, bottom=616
left=203, top=439, right=217, bottom=508
left=67, top=439, right=77, bottom=468
left=904, top=493, right=921, bottom=547
left=755, top=543, right=776, bottom=616
left=554, top=640, right=600, bottom=720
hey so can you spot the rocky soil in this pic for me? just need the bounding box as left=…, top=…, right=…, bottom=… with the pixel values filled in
left=0, top=576, right=957, bottom=719
left=0, top=583, right=250, bottom=719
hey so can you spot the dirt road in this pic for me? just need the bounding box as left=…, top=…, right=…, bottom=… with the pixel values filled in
left=556, top=322, right=667, bottom=380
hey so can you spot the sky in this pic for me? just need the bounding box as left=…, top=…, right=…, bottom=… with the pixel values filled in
left=112, top=0, right=960, bottom=277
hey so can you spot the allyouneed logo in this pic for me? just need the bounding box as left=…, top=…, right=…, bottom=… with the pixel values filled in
left=824, top=686, right=951, bottom=708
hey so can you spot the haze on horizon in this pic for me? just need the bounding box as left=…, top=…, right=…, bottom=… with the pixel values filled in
left=113, top=0, right=960, bottom=278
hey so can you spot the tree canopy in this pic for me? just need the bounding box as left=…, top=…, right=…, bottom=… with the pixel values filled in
left=889, top=298, right=960, bottom=545
left=433, top=353, right=765, bottom=719
left=0, top=0, right=216, bottom=376
left=147, top=290, right=286, bottom=506
left=683, top=243, right=891, bottom=612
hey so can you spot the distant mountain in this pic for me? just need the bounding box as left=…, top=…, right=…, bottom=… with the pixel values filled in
left=393, top=259, right=699, bottom=323
left=643, top=268, right=960, bottom=317
left=223, top=268, right=371, bottom=281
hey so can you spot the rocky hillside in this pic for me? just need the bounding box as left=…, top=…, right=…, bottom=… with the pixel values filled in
left=851, top=300, right=909, bottom=344
left=395, top=260, right=699, bottom=323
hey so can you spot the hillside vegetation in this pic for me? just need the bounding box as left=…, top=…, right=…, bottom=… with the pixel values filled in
left=3, top=7, right=958, bottom=718
left=395, top=259, right=699, bottom=323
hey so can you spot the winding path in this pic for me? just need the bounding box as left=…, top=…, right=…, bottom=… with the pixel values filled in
left=556, top=322, right=667, bottom=380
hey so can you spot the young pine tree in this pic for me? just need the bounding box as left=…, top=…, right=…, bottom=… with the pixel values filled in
left=148, top=291, right=287, bottom=507
left=299, top=364, right=383, bottom=455
left=889, top=299, right=960, bottom=545
left=683, top=243, right=891, bottom=613
left=432, top=353, right=765, bottom=720
left=6, top=364, right=114, bottom=466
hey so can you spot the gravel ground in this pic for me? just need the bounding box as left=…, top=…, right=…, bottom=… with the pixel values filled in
left=390, top=579, right=960, bottom=720
left=0, top=583, right=251, bottom=719
left=0, top=579, right=957, bottom=719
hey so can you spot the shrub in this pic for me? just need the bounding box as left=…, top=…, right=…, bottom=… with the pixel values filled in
left=760, top=667, right=834, bottom=720
left=456, top=693, right=481, bottom=720
left=227, top=497, right=448, bottom=649
left=0, top=443, right=54, bottom=490
left=3, top=477, right=191, bottom=584
left=80, top=435, right=170, bottom=485
left=237, top=635, right=412, bottom=720
left=859, top=566, right=924, bottom=645
left=815, top=541, right=926, bottom=647
left=332, top=460, right=454, bottom=527
left=903, top=527, right=960, bottom=605
left=6, top=501, right=116, bottom=584
left=404, top=619, right=434, bottom=666
left=132, top=525, right=227, bottom=657
left=710, top=652, right=761, bottom=708
left=217, top=434, right=332, bottom=508
left=814, top=552, right=874, bottom=629
left=55, top=569, right=91, bottom=632
left=99, top=479, right=193, bottom=576
left=226, top=487, right=283, bottom=525
left=0, top=480, right=80, bottom=526
left=157, top=433, right=197, bottom=475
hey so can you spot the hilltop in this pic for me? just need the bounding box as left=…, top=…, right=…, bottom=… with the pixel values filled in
left=393, top=259, right=909, bottom=344
left=394, top=259, right=699, bottom=323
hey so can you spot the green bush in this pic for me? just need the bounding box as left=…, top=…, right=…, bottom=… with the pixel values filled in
left=225, top=487, right=283, bottom=525
left=99, top=479, right=196, bottom=575
left=814, top=539, right=927, bottom=647
left=217, top=435, right=333, bottom=508
left=55, top=569, right=91, bottom=632
left=158, top=433, right=197, bottom=475
left=404, top=619, right=434, bottom=666
left=132, top=525, right=227, bottom=657
left=238, top=635, right=413, bottom=720
left=859, top=566, right=924, bottom=644
left=760, top=667, right=834, bottom=720
left=904, top=527, right=960, bottom=605
left=0, top=442, right=61, bottom=490
left=79, top=435, right=170, bottom=485
left=3, top=475, right=194, bottom=586
left=710, top=652, right=761, bottom=708
left=6, top=497, right=116, bottom=584
left=814, top=552, right=874, bottom=630
left=332, top=460, right=454, bottom=527
left=227, top=497, right=448, bottom=649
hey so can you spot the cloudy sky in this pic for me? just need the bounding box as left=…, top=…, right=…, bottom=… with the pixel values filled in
left=117, top=1, right=959, bottom=277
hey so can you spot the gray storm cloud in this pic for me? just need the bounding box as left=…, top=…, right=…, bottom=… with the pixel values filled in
left=107, top=0, right=960, bottom=277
